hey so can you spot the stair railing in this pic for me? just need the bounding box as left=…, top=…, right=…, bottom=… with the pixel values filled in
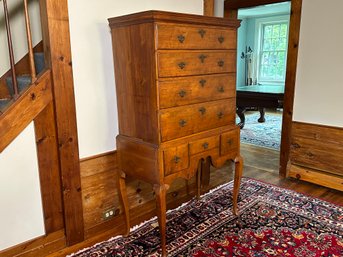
left=2, top=0, right=19, bottom=99
left=23, top=0, right=36, bottom=83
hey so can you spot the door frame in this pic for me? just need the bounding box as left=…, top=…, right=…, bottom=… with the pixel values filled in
left=224, top=0, right=303, bottom=177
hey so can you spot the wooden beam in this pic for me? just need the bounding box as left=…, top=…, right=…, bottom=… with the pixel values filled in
left=0, top=70, right=52, bottom=153
left=224, top=0, right=289, bottom=9
left=280, top=0, right=303, bottom=177
left=39, top=0, right=84, bottom=245
left=203, top=0, right=215, bottom=16
left=34, top=102, right=64, bottom=234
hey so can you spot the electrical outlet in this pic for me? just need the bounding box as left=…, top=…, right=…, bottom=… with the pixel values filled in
left=103, top=208, right=116, bottom=220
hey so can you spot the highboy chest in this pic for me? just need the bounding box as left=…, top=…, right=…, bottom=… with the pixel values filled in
left=109, top=10, right=243, bottom=256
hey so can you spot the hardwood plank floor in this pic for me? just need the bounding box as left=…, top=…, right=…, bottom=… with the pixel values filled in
left=48, top=143, right=343, bottom=257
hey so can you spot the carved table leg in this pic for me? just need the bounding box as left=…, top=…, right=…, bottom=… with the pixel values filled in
left=236, top=107, right=246, bottom=129
left=233, top=155, right=243, bottom=215
left=154, top=184, right=168, bottom=257
left=201, top=157, right=211, bottom=188
left=118, top=171, right=130, bottom=236
left=258, top=107, right=266, bottom=123
left=196, top=161, right=202, bottom=199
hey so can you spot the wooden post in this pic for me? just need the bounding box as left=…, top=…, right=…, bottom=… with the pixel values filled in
left=203, top=0, right=215, bottom=16
left=39, top=0, right=84, bottom=245
left=280, top=0, right=303, bottom=177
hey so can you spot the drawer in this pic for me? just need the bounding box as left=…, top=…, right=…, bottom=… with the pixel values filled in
left=157, top=50, right=236, bottom=77
left=160, top=99, right=235, bottom=142
left=189, top=136, right=219, bottom=155
left=220, top=128, right=239, bottom=156
left=158, top=74, right=236, bottom=109
left=163, top=144, right=189, bottom=176
left=156, top=23, right=237, bottom=50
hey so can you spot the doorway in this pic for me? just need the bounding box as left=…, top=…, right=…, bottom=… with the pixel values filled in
left=224, top=0, right=302, bottom=176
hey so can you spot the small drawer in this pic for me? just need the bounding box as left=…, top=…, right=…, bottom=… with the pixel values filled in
left=157, top=50, right=236, bottom=78
left=189, top=136, right=219, bottom=155
left=163, top=144, right=189, bottom=176
left=220, top=129, right=239, bottom=156
left=158, top=74, right=236, bottom=109
left=156, top=23, right=237, bottom=50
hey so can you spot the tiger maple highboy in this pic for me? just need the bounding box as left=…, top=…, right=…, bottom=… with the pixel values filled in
left=109, top=10, right=242, bottom=256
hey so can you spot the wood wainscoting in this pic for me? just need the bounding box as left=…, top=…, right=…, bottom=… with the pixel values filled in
left=288, top=122, right=343, bottom=191
left=80, top=151, right=234, bottom=240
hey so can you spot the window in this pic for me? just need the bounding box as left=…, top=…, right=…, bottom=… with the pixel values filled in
left=256, top=16, right=289, bottom=84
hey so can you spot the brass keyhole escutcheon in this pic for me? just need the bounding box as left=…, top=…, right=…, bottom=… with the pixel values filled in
left=202, top=142, right=209, bottom=149
left=179, top=119, right=187, bottom=127
left=179, top=90, right=186, bottom=98
left=178, top=62, right=186, bottom=69
left=174, top=156, right=181, bottom=163
left=199, top=54, right=207, bottom=63
left=198, top=29, right=206, bottom=38
left=199, top=79, right=206, bottom=87
left=227, top=139, right=233, bottom=145
left=177, top=34, right=185, bottom=43
left=217, top=86, right=224, bottom=93
left=199, top=107, right=206, bottom=115
left=218, top=60, right=224, bottom=67
left=218, top=36, right=225, bottom=44
left=217, top=111, right=224, bottom=119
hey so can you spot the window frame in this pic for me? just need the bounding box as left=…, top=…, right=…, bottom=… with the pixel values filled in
left=254, top=15, right=290, bottom=85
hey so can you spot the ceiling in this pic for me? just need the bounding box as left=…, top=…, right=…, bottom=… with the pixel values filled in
left=238, top=2, right=291, bottom=18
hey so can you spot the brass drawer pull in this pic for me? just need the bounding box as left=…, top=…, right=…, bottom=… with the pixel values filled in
left=202, top=142, right=209, bottom=149
left=174, top=156, right=181, bottom=163
left=218, top=36, right=225, bottom=44
left=179, top=119, right=187, bottom=127
left=217, top=111, right=224, bottom=119
left=217, top=86, right=224, bottom=93
left=198, top=29, right=206, bottom=38
left=179, top=90, right=186, bottom=98
left=178, top=62, right=186, bottom=69
left=198, top=54, right=207, bottom=63
left=198, top=107, right=206, bottom=115
left=227, top=139, right=233, bottom=145
left=199, top=79, right=206, bottom=87
left=177, top=35, right=185, bottom=43
left=218, top=60, right=224, bottom=67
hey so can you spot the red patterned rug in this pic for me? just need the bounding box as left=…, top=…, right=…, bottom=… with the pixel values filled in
left=70, top=178, right=343, bottom=257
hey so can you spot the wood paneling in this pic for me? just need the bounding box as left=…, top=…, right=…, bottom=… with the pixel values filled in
left=34, top=102, right=64, bottom=234
left=0, top=70, right=52, bottom=153
left=288, top=122, right=343, bottom=190
left=39, top=0, right=84, bottom=245
left=288, top=164, right=343, bottom=192
left=280, top=0, right=303, bottom=177
left=0, top=230, right=65, bottom=257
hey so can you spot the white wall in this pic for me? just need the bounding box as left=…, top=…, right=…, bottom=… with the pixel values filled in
left=68, top=0, right=203, bottom=158
left=293, top=0, right=343, bottom=127
left=0, top=123, right=45, bottom=250
left=0, top=0, right=44, bottom=251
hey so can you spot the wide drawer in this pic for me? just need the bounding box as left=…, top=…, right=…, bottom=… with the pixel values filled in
left=156, top=23, right=237, bottom=50
left=163, top=144, right=189, bottom=176
left=160, top=99, right=235, bottom=142
left=158, top=74, right=236, bottom=109
left=157, top=50, right=236, bottom=77
left=220, top=128, right=239, bottom=156
left=189, top=135, right=219, bottom=155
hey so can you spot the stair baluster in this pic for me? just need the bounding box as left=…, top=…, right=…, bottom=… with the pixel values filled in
left=2, top=0, right=19, bottom=99
left=23, top=0, right=36, bottom=83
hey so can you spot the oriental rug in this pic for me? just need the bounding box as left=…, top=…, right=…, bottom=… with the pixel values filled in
left=70, top=178, right=343, bottom=257
left=238, top=112, right=282, bottom=150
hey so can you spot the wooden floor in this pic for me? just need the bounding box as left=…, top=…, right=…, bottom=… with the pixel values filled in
left=48, top=143, right=343, bottom=257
